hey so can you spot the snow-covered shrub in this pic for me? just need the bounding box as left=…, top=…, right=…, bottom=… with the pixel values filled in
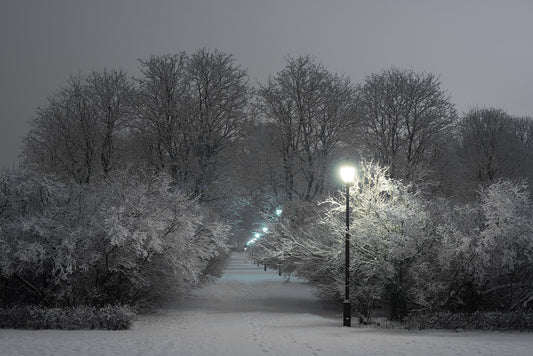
left=86, top=171, right=231, bottom=307
left=327, top=164, right=440, bottom=320
left=257, top=163, right=440, bottom=320
left=256, top=164, right=533, bottom=320
left=201, top=246, right=230, bottom=279
left=405, top=311, right=533, bottom=331
left=255, top=200, right=326, bottom=280
left=433, top=179, right=533, bottom=312
left=96, top=304, right=136, bottom=330
left=0, top=305, right=135, bottom=330
left=0, top=169, right=230, bottom=309
left=0, top=169, right=91, bottom=305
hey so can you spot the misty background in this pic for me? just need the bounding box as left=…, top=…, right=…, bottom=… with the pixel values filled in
left=2, top=0, right=533, bottom=168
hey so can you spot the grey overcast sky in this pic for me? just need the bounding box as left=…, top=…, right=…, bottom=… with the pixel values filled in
left=1, top=0, right=533, bottom=168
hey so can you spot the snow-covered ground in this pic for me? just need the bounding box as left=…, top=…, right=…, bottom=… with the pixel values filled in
left=1, top=253, right=531, bottom=355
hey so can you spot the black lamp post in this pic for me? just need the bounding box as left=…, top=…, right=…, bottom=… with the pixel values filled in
left=340, top=165, right=356, bottom=327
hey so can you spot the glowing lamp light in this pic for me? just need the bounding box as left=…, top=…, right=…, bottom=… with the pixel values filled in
left=340, top=165, right=356, bottom=184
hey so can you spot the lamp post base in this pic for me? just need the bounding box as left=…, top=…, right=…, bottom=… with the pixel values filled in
left=343, top=300, right=351, bottom=327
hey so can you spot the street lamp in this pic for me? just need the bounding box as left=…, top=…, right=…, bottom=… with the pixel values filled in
left=340, top=165, right=356, bottom=327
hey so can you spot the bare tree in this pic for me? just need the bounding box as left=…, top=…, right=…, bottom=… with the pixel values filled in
left=355, top=68, right=457, bottom=181
left=507, top=116, right=533, bottom=182
left=258, top=55, right=356, bottom=201
left=455, top=108, right=533, bottom=197
left=23, top=71, right=134, bottom=183
left=23, top=75, right=99, bottom=183
left=186, top=48, right=249, bottom=197
left=135, top=50, right=249, bottom=198
left=135, top=53, right=190, bottom=178
left=458, top=108, right=511, bottom=185
left=86, top=69, right=135, bottom=177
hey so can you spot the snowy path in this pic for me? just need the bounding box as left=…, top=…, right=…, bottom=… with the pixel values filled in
left=1, top=253, right=532, bottom=355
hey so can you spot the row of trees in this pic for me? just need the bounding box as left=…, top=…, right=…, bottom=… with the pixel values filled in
left=249, top=62, right=533, bottom=220
left=21, top=50, right=533, bottom=246
left=23, top=49, right=249, bottom=198
left=256, top=65, right=533, bottom=202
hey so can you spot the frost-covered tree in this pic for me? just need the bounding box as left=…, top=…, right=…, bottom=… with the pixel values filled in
left=255, top=163, right=533, bottom=319
left=90, top=171, right=230, bottom=306
left=0, top=169, right=230, bottom=308
left=0, top=169, right=95, bottom=304
left=256, top=162, right=439, bottom=320
left=434, top=179, right=533, bottom=312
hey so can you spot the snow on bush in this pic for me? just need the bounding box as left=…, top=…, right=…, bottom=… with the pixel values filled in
left=434, top=179, right=533, bottom=312
left=257, top=163, right=438, bottom=320
left=405, top=310, right=533, bottom=331
left=255, top=163, right=533, bottom=320
left=0, top=304, right=135, bottom=330
left=0, top=169, right=230, bottom=309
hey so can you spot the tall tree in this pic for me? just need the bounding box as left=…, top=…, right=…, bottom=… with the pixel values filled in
left=22, top=71, right=134, bottom=183
left=258, top=55, right=356, bottom=201
left=86, top=69, right=135, bottom=177
left=504, top=115, right=533, bottom=186
left=135, top=49, right=249, bottom=198
left=23, top=75, right=99, bottom=183
left=458, top=108, right=511, bottom=186
left=186, top=48, right=249, bottom=197
left=135, top=53, right=190, bottom=178
left=454, top=108, right=533, bottom=198
left=355, top=68, right=457, bottom=181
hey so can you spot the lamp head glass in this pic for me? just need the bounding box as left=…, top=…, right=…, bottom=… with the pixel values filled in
left=340, top=166, right=356, bottom=184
